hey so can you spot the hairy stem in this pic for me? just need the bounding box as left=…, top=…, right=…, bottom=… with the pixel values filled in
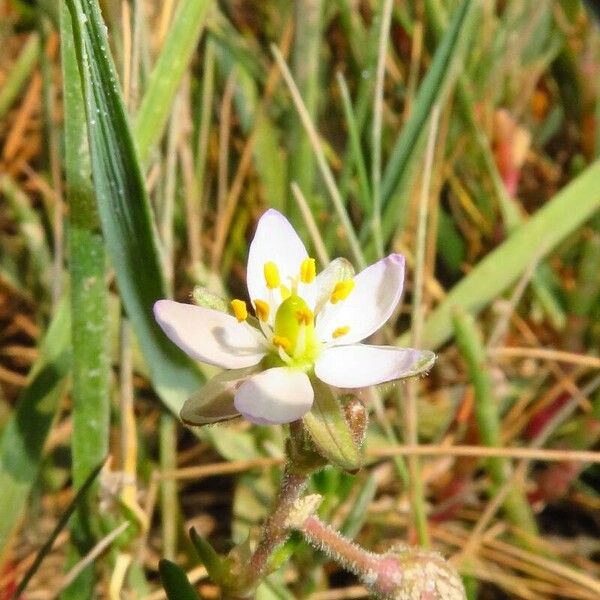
left=245, top=466, right=309, bottom=583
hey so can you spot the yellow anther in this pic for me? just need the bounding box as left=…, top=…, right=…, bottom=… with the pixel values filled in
left=330, top=280, right=355, bottom=304
left=295, top=307, right=314, bottom=326
left=280, top=284, right=291, bottom=300
left=230, top=299, right=248, bottom=322
left=300, top=257, right=316, bottom=284
left=332, top=326, right=350, bottom=339
left=254, top=299, right=270, bottom=322
left=272, top=335, right=291, bottom=350
left=264, top=261, right=280, bottom=289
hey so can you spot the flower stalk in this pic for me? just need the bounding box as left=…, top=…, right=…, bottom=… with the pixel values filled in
left=286, top=496, right=466, bottom=600
left=245, top=465, right=309, bottom=584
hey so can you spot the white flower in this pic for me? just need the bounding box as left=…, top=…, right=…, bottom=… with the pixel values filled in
left=154, top=209, right=435, bottom=425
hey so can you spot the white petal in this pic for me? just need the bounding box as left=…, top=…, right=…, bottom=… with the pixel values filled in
left=234, top=367, right=314, bottom=424
left=303, top=257, right=355, bottom=313
left=315, top=344, right=436, bottom=388
left=246, top=209, right=308, bottom=320
left=154, top=300, right=266, bottom=369
left=315, top=254, right=405, bottom=345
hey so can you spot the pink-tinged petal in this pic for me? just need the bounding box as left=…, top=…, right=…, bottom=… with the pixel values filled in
left=154, top=300, right=266, bottom=369
left=315, top=254, right=405, bottom=345
left=234, top=367, right=314, bottom=424
left=246, top=209, right=308, bottom=318
left=303, top=257, right=355, bottom=313
left=314, top=344, right=435, bottom=388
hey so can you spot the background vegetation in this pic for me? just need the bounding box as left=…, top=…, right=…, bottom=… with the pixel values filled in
left=0, top=0, right=599, bottom=597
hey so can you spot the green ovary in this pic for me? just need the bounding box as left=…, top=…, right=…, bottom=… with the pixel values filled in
left=272, top=295, right=320, bottom=370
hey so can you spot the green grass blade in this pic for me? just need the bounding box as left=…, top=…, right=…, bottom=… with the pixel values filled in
left=214, top=33, right=287, bottom=212
left=61, top=3, right=111, bottom=592
left=378, top=0, right=480, bottom=242
left=0, top=33, right=40, bottom=120
left=287, top=0, right=323, bottom=219
left=336, top=72, right=371, bottom=213
left=64, top=0, right=203, bottom=414
left=398, top=160, right=600, bottom=350
left=134, top=0, right=214, bottom=165
left=0, top=299, right=71, bottom=557
left=452, top=309, right=538, bottom=536
left=61, top=0, right=110, bottom=507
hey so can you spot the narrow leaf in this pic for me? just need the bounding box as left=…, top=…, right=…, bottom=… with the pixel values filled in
left=189, top=527, right=225, bottom=581
left=159, top=559, right=202, bottom=600
left=0, top=299, right=71, bottom=556
left=398, top=160, right=600, bottom=350
left=134, top=0, right=214, bottom=164
left=378, top=0, right=480, bottom=242
left=64, top=0, right=204, bottom=415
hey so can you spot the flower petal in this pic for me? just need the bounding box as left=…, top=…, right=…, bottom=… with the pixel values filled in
left=315, top=344, right=436, bottom=388
left=234, top=367, right=314, bottom=424
left=180, top=366, right=259, bottom=425
left=303, top=257, right=355, bottom=313
left=154, top=300, right=266, bottom=369
left=315, top=254, right=405, bottom=345
left=246, top=209, right=308, bottom=320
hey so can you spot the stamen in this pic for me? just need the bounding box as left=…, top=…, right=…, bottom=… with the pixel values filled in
left=254, top=299, right=270, bottom=322
left=332, top=326, right=350, bottom=339
left=295, top=324, right=306, bottom=357
left=300, top=257, right=316, bottom=284
left=295, top=307, right=314, bottom=326
left=280, top=284, right=291, bottom=300
left=264, top=262, right=280, bottom=289
left=272, top=335, right=292, bottom=351
left=330, top=280, right=355, bottom=304
left=230, top=299, right=248, bottom=322
left=277, top=346, right=293, bottom=364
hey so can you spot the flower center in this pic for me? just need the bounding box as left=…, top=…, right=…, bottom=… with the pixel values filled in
left=273, top=294, right=319, bottom=368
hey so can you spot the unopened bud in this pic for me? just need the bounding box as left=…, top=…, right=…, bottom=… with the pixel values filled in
left=372, top=545, right=466, bottom=600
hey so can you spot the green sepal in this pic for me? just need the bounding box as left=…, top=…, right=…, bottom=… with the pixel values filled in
left=180, top=366, right=259, bottom=425
left=189, top=527, right=229, bottom=583
left=302, top=379, right=362, bottom=472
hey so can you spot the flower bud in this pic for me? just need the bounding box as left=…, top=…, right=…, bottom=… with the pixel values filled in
left=372, top=545, right=465, bottom=600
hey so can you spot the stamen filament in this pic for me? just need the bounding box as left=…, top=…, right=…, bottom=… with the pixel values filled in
left=272, top=335, right=292, bottom=351
left=280, top=284, right=291, bottom=300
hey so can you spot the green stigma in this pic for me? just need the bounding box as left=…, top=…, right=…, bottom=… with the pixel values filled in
left=273, top=295, right=319, bottom=368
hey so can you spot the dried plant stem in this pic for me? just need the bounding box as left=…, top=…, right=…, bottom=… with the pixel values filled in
left=245, top=466, right=309, bottom=583
left=271, top=44, right=366, bottom=268
left=291, top=182, right=330, bottom=267
left=57, top=522, right=130, bottom=596
left=403, top=105, right=440, bottom=547
left=292, top=510, right=465, bottom=599
left=371, top=0, right=394, bottom=257
left=157, top=445, right=600, bottom=482
left=489, top=346, right=600, bottom=369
